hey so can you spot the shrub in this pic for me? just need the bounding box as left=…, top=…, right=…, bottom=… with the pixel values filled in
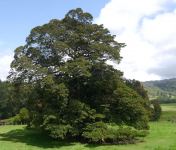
left=82, top=122, right=108, bottom=143
left=82, top=122, right=148, bottom=144
left=1, top=115, right=21, bottom=125
left=150, top=100, right=162, bottom=121
left=0, top=107, right=30, bottom=125
left=44, top=124, right=72, bottom=139
left=19, top=107, right=30, bottom=124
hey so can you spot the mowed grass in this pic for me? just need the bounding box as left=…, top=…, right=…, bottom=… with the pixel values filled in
left=0, top=103, right=176, bottom=150
left=161, top=103, right=176, bottom=112
left=160, top=103, right=176, bottom=122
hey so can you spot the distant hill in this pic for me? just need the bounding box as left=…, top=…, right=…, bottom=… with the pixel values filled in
left=143, top=78, right=176, bottom=102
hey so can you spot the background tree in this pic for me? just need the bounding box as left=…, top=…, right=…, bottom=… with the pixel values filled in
left=150, top=100, right=162, bottom=121
left=0, top=81, right=19, bottom=119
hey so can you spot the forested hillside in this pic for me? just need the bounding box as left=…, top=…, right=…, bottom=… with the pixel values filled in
left=143, top=78, right=176, bottom=102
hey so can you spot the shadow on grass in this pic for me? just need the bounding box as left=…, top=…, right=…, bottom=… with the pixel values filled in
left=0, top=127, right=128, bottom=149
left=83, top=142, right=138, bottom=149
left=0, top=127, right=75, bottom=149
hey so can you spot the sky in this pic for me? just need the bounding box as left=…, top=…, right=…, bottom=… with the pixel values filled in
left=0, top=0, right=176, bottom=81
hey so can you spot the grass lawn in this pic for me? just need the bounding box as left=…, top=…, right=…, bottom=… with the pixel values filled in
left=0, top=104, right=176, bottom=150
left=161, top=103, right=176, bottom=112
left=160, top=103, right=176, bottom=122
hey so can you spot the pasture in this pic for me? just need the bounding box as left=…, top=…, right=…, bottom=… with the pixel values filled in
left=0, top=103, right=176, bottom=150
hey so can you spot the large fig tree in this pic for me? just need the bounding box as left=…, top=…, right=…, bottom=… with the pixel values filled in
left=9, top=8, right=149, bottom=143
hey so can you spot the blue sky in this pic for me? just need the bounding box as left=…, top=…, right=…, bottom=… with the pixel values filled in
left=1, top=0, right=176, bottom=81
left=0, top=0, right=109, bottom=53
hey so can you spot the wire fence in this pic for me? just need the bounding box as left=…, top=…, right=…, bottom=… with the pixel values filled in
left=0, top=122, right=26, bottom=126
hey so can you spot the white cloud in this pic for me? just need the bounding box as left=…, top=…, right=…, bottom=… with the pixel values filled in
left=0, top=41, right=13, bottom=81
left=96, top=0, right=176, bottom=81
left=0, top=53, right=13, bottom=81
left=140, top=11, right=176, bottom=46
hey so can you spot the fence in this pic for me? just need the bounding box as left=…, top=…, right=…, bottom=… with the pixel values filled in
left=0, top=121, right=26, bottom=126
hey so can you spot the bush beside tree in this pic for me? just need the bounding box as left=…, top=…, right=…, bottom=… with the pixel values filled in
left=150, top=100, right=162, bottom=121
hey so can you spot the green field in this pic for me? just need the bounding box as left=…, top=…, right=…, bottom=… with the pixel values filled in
left=160, top=103, right=176, bottom=122
left=0, top=104, right=176, bottom=150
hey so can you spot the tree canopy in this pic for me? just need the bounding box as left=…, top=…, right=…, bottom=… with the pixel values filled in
left=9, top=8, right=151, bottom=144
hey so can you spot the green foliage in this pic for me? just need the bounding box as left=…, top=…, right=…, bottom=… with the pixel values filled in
left=42, top=100, right=105, bottom=139
left=0, top=115, right=21, bottom=125
left=150, top=100, right=162, bottom=121
left=0, top=81, right=15, bottom=119
left=19, top=108, right=30, bottom=123
left=125, top=79, right=149, bottom=100
left=13, top=114, right=21, bottom=123
left=0, top=107, right=30, bottom=125
left=45, top=124, right=72, bottom=139
left=9, top=8, right=150, bottom=144
left=82, top=122, right=148, bottom=144
left=113, top=81, right=149, bottom=129
left=0, top=80, right=31, bottom=120
left=158, top=98, right=176, bottom=104
left=143, top=78, right=176, bottom=101
left=82, top=122, right=108, bottom=143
